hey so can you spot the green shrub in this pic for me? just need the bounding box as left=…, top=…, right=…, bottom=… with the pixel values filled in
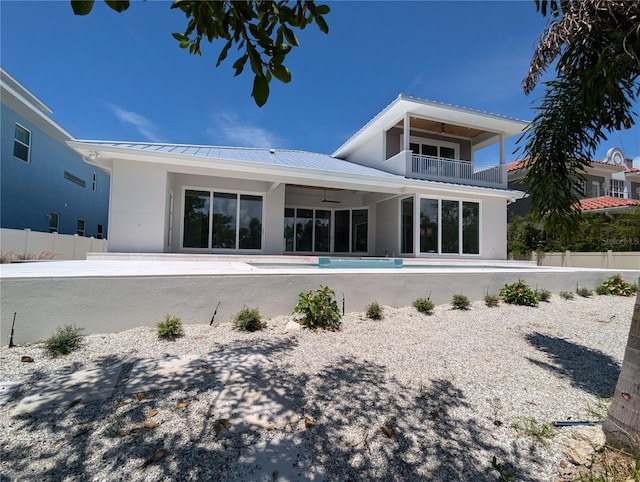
left=156, top=314, right=184, bottom=341
left=600, top=274, right=638, bottom=297
left=499, top=280, right=538, bottom=307
left=294, top=285, right=341, bottom=330
left=484, top=294, right=499, bottom=307
left=413, top=298, right=434, bottom=315
left=451, top=294, right=470, bottom=310
left=576, top=287, right=592, bottom=298
left=559, top=291, right=574, bottom=300
left=536, top=288, right=551, bottom=302
left=595, top=284, right=609, bottom=295
left=232, top=306, right=263, bottom=332
left=365, top=301, right=384, bottom=320
left=44, top=324, right=85, bottom=357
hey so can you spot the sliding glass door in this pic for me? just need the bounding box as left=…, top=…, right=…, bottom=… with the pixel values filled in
left=418, top=198, right=479, bottom=255
left=284, top=207, right=367, bottom=254
left=183, top=189, right=263, bottom=250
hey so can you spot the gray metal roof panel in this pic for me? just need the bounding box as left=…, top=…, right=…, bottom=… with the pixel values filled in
left=78, top=141, right=400, bottom=178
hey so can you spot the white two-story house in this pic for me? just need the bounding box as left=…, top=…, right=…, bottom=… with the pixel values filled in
left=69, top=94, right=528, bottom=259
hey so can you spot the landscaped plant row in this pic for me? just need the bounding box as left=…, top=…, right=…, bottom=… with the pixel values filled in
left=40, top=274, right=637, bottom=357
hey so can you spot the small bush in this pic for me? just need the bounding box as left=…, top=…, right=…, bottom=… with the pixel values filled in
left=600, top=274, right=637, bottom=297
left=577, top=287, right=592, bottom=298
left=232, top=306, right=263, bottom=332
left=413, top=298, right=434, bottom=315
left=157, top=314, right=184, bottom=341
left=595, top=284, right=609, bottom=296
left=365, top=301, right=384, bottom=320
left=44, top=324, right=85, bottom=357
left=484, top=294, right=499, bottom=307
left=294, top=285, right=341, bottom=330
left=500, top=280, right=538, bottom=307
left=451, top=294, right=470, bottom=310
left=559, top=291, right=574, bottom=300
left=536, top=288, right=551, bottom=302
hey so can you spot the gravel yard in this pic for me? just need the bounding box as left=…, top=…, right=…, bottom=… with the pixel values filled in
left=0, top=295, right=635, bottom=481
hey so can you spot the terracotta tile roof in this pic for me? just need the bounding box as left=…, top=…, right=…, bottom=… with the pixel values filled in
left=506, top=159, right=531, bottom=172
left=577, top=196, right=640, bottom=212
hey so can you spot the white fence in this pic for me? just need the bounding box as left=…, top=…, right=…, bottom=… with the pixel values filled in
left=532, top=250, right=640, bottom=270
left=0, top=228, right=107, bottom=261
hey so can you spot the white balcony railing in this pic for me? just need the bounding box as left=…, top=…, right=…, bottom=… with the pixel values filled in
left=408, top=154, right=506, bottom=188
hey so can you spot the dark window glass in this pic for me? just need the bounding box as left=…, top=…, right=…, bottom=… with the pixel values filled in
left=401, top=197, right=414, bottom=254
left=314, top=210, right=331, bottom=252
left=295, top=208, right=313, bottom=252
left=420, top=198, right=439, bottom=253
left=334, top=210, right=350, bottom=253
left=212, top=192, right=237, bottom=248
left=183, top=190, right=210, bottom=248
left=239, top=195, right=262, bottom=249
left=352, top=209, right=368, bottom=253
left=462, top=202, right=479, bottom=254
left=441, top=200, right=459, bottom=253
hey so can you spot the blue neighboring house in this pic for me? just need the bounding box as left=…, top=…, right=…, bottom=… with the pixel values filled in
left=1, top=68, right=109, bottom=238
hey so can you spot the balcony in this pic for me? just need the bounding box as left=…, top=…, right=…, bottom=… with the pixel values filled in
left=407, top=153, right=507, bottom=189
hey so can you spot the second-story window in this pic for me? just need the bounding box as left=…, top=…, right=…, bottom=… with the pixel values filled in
left=610, top=180, right=625, bottom=198
left=77, top=219, right=85, bottom=236
left=92, top=173, right=97, bottom=191
left=14, top=123, right=31, bottom=163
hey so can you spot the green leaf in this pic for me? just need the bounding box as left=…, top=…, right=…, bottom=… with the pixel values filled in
left=104, top=0, right=130, bottom=13
left=232, top=55, right=248, bottom=76
left=216, top=40, right=232, bottom=66
left=270, top=63, right=291, bottom=83
left=252, top=74, right=269, bottom=107
left=70, top=0, right=95, bottom=15
left=314, top=15, right=329, bottom=34
left=316, top=4, right=331, bottom=15
left=172, top=32, right=189, bottom=42
left=281, top=25, right=299, bottom=47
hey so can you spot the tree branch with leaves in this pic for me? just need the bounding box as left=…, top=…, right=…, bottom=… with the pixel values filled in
left=70, top=0, right=330, bottom=106
left=518, top=0, right=640, bottom=234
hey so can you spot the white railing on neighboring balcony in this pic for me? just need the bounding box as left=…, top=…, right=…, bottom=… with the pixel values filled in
left=408, top=154, right=506, bottom=188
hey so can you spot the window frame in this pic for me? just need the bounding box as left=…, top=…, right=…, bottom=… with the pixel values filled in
left=180, top=187, right=264, bottom=252
left=49, top=212, right=59, bottom=233
left=77, top=218, right=86, bottom=236
left=14, top=123, right=31, bottom=163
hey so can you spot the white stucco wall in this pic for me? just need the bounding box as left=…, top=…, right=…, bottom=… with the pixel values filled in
left=481, top=197, right=508, bottom=259
left=375, top=197, right=400, bottom=257
left=340, top=131, right=385, bottom=167
left=108, top=160, right=168, bottom=253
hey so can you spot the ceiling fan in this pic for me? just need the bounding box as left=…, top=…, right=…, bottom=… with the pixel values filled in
left=316, top=188, right=341, bottom=204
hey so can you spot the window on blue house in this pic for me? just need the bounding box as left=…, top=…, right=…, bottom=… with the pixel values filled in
left=14, top=124, right=31, bottom=163
left=49, top=212, right=59, bottom=233
left=77, top=219, right=85, bottom=236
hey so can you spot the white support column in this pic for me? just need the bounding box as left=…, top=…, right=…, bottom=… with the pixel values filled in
left=499, top=134, right=505, bottom=165
left=413, top=192, right=420, bottom=258
left=404, top=113, right=410, bottom=151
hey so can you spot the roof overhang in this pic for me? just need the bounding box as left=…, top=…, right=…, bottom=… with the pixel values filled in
left=333, top=94, right=529, bottom=159
left=68, top=140, right=524, bottom=201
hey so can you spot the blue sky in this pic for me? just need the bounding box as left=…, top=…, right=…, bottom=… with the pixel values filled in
left=2, top=0, right=639, bottom=163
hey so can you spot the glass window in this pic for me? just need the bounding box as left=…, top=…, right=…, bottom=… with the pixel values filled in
left=14, top=124, right=31, bottom=163
left=462, top=202, right=479, bottom=254
left=334, top=210, right=350, bottom=253
left=401, top=197, right=414, bottom=254
left=314, top=210, right=331, bottom=252
left=77, top=219, right=85, bottom=236
left=441, top=200, right=459, bottom=253
left=610, top=180, right=625, bottom=198
left=49, top=212, right=59, bottom=233
left=183, top=190, right=210, bottom=248
left=352, top=209, right=368, bottom=253
left=212, top=192, right=237, bottom=248
left=238, top=195, right=262, bottom=250
left=420, top=198, right=438, bottom=253
left=97, top=223, right=104, bottom=239
left=92, top=173, right=97, bottom=191
left=284, top=207, right=295, bottom=251
left=295, top=208, right=313, bottom=252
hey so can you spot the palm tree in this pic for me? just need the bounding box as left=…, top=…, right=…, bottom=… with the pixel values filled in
left=520, top=0, right=640, bottom=451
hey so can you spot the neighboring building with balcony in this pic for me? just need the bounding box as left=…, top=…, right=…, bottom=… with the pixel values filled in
left=0, top=68, right=109, bottom=238
left=507, top=147, right=640, bottom=219
left=68, top=94, right=528, bottom=259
